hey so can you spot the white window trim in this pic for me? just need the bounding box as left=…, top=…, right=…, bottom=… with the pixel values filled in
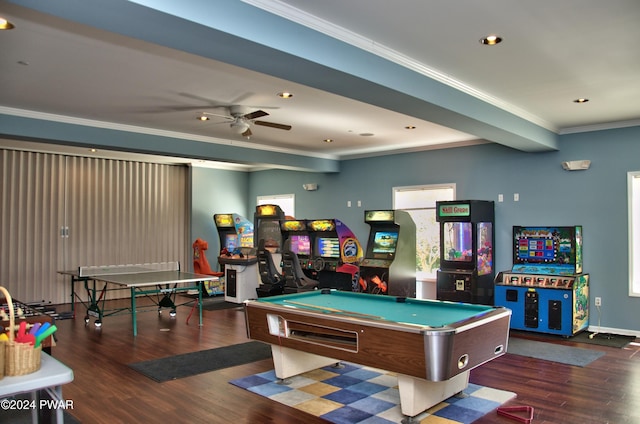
left=257, top=193, right=295, bottom=218
left=629, top=171, right=640, bottom=296
left=392, top=182, right=456, bottom=280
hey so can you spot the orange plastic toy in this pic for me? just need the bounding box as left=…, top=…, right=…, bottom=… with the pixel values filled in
left=192, top=238, right=223, bottom=276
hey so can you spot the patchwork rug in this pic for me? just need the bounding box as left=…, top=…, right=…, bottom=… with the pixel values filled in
left=230, top=362, right=516, bottom=424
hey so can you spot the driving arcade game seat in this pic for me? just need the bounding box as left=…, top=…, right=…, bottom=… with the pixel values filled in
left=281, top=238, right=319, bottom=293
left=255, top=239, right=285, bottom=297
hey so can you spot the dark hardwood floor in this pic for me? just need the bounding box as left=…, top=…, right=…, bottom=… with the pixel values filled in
left=32, top=296, right=640, bottom=423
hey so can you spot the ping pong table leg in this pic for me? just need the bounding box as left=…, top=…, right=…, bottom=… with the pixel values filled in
left=70, top=276, right=76, bottom=318
left=84, top=279, right=105, bottom=327
left=199, top=281, right=203, bottom=327
left=130, top=287, right=138, bottom=336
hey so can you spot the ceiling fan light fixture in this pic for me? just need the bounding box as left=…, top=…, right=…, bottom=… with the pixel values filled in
left=230, top=120, right=250, bottom=134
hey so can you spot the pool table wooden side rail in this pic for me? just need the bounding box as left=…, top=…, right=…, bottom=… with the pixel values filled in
left=244, top=301, right=511, bottom=382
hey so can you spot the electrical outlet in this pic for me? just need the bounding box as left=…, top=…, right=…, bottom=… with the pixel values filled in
left=595, top=297, right=602, bottom=307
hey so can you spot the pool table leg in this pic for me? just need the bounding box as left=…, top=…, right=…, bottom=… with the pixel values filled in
left=270, top=345, right=339, bottom=380
left=397, top=371, right=469, bottom=418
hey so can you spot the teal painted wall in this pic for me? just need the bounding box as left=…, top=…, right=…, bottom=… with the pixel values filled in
left=191, top=167, right=250, bottom=272
left=244, top=126, right=640, bottom=332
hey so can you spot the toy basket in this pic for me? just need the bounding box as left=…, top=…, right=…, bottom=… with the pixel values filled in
left=0, top=286, right=41, bottom=376
left=0, top=326, right=4, bottom=380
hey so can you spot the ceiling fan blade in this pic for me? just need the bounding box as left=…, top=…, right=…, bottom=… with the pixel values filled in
left=243, top=110, right=269, bottom=120
left=254, top=121, right=292, bottom=131
left=201, top=111, right=234, bottom=120
left=242, top=128, right=253, bottom=137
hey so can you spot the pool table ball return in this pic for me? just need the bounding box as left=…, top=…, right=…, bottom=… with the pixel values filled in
left=245, top=289, right=511, bottom=419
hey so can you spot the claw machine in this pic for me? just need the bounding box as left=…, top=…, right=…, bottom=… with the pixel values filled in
left=436, top=200, right=495, bottom=305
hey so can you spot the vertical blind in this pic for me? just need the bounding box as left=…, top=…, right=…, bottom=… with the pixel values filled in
left=1, top=149, right=189, bottom=304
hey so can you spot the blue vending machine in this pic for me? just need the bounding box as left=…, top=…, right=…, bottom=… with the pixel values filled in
left=494, top=226, right=589, bottom=336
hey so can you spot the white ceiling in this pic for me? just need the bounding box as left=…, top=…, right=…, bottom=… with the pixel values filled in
left=1, top=0, right=639, bottom=170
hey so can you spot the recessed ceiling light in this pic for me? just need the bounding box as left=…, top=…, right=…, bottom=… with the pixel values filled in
left=0, top=18, right=15, bottom=30
left=405, top=125, right=416, bottom=130
left=480, top=35, right=502, bottom=45
left=359, top=133, right=374, bottom=137
left=89, top=148, right=97, bottom=153
left=197, top=115, right=210, bottom=121
left=573, top=98, right=589, bottom=103
left=278, top=92, right=293, bottom=99
left=323, top=139, right=333, bottom=143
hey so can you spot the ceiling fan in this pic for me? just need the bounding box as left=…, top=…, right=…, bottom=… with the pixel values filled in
left=200, top=105, right=292, bottom=137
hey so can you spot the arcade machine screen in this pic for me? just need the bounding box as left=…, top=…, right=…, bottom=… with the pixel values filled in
left=370, top=231, right=399, bottom=257
left=316, top=237, right=340, bottom=258
left=443, top=222, right=473, bottom=262
left=289, top=234, right=311, bottom=256
left=516, top=236, right=557, bottom=263
left=259, top=220, right=282, bottom=252
left=225, top=234, right=239, bottom=251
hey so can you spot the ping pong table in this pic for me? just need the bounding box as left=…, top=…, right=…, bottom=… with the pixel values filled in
left=58, top=262, right=213, bottom=336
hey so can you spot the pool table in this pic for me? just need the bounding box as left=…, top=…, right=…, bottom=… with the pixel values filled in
left=244, top=289, right=511, bottom=418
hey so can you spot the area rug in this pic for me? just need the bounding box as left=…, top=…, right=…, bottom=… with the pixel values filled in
left=511, top=330, right=635, bottom=348
left=576, top=332, right=636, bottom=348
left=202, top=297, right=243, bottom=311
left=507, top=337, right=605, bottom=366
left=129, top=341, right=272, bottom=382
left=230, top=362, right=517, bottom=424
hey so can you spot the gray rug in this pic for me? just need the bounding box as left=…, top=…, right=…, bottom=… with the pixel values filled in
left=129, top=341, right=272, bottom=382
left=202, top=298, right=243, bottom=311
left=511, top=330, right=635, bottom=348
left=507, top=337, right=605, bottom=366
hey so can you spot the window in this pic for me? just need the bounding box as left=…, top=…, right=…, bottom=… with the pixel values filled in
left=629, top=172, right=640, bottom=296
left=393, top=184, right=455, bottom=282
left=257, top=194, right=295, bottom=218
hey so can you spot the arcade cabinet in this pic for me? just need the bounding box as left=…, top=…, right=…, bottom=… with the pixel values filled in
left=280, top=219, right=313, bottom=271
left=254, top=204, right=286, bottom=256
left=306, top=219, right=363, bottom=291
left=278, top=219, right=315, bottom=287
left=494, top=226, right=589, bottom=336
left=213, top=213, right=259, bottom=304
left=360, top=210, right=416, bottom=297
left=436, top=200, right=495, bottom=305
